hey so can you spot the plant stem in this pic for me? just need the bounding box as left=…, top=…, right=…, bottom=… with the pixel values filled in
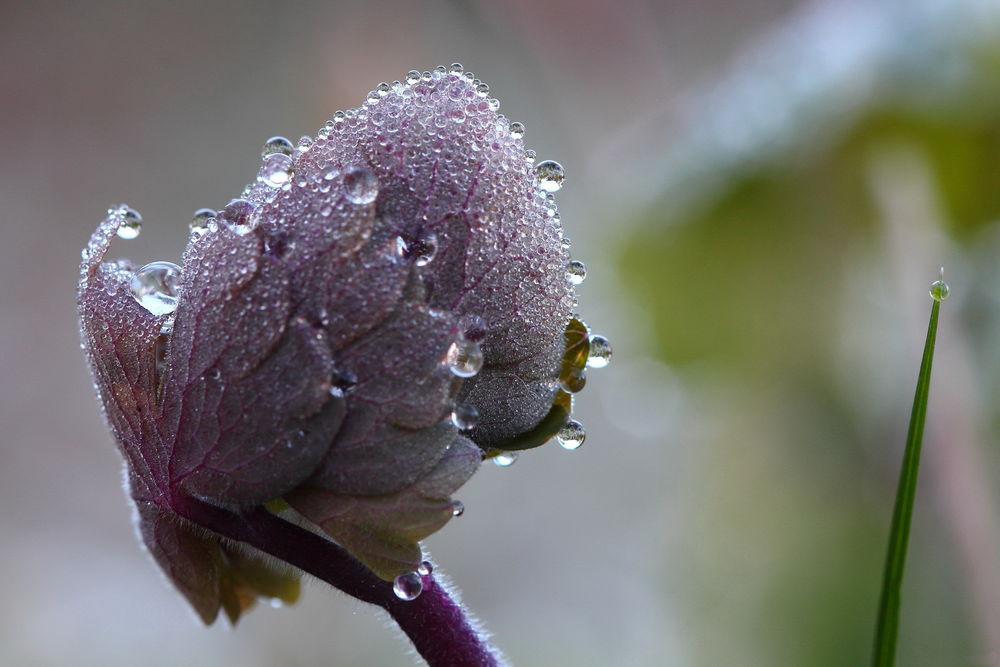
left=872, top=297, right=941, bottom=667
left=173, top=495, right=502, bottom=667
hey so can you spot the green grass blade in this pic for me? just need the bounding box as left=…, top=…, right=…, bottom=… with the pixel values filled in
left=872, top=285, right=945, bottom=667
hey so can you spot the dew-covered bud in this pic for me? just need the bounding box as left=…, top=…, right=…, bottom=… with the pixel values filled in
left=77, top=66, right=607, bottom=624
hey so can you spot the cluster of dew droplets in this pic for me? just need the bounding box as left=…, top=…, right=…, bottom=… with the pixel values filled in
left=257, top=136, right=296, bottom=188
left=393, top=571, right=423, bottom=601
left=528, top=158, right=587, bottom=288
left=100, top=205, right=182, bottom=320
left=447, top=314, right=488, bottom=431
left=391, top=559, right=437, bottom=601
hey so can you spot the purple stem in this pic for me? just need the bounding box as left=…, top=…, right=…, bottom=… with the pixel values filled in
left=172, top=495, right=502, bottom=667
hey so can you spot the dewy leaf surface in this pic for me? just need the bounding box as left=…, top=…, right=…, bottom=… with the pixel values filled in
left=79, top=65, right=591, bottom=618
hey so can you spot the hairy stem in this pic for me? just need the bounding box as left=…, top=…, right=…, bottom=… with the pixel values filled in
left=173, top=495, right=502, bottom=667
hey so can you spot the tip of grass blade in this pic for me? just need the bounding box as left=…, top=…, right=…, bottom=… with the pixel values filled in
left=872, top=276, right=945, bottom=667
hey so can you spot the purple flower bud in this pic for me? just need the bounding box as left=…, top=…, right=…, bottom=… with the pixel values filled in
left=78, top=67, right=608, bottom=624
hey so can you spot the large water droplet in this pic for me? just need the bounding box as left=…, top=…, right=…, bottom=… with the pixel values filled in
left=393, top=572, right=423, bottom=601
left=343, top=166, right=379, bottom=204
left=587, top=335, right=613, bottom=369
left=557, top=419, right=586, bottom=450
left=449, top=62, right=464, bottom=75
left=446, top=339, right=483, bottom=378
left=559, top=367, right=587, bottom=393
left=406, top=70, right=421, bottom=85
left=493, top=451, right=518, bottom=467
left=259, top=153, right=294, bottom=187
left=509, top=122, right=525, bottom=139
left=929, top=280, right=949, bottom=301
left=930, top=269, right=950, bottom=302
left=130, top=261, right=181, bottom=316
left=396, top=232, right=438, bottom=266
left=116, top=207, right=143, bottom=239
left=261, top=136, right=295, bottom=157
left=451, top=500, right=465, bottom=517
left=566, top=260, right=587, bottom=285
left=190, top=208, right=215, bottom=231
left=218, top=198, right=256, bottom=235
left=451, top=403, right=479, bottom=430
left=534, top=160, right=565, bottom=192
left=458, top=314, right=489, bottom=342
left=331, top=368, right=358, bottom=395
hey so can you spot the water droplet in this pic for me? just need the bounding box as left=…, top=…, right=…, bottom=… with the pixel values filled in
left=406, top=70, right=421, bottom=85
left=264, top=230, right=290, bottom=257
left=417, top=561, right=433, bottom=576
left=930, top=279, right=950, bottom=301
left=559, top=367, right=587, bottom=393
left=446, top=339, right=483, bottom=378
left=393, top=572, right=423, bottom=601
left=535, top=160, right=565, bottom=192
left=509, top=122, right=525, bottom=139
left=190, top=208, right=215, bottom=231
left=331, top=368, right=358, bottom=395
left=261, top=136, right=294, bottom=157
left=557, top=419, right=586, bottom=450
left=451, top=500, right=465, bottom=517
left=343, top=166, right=379, bottom=204
left=297, top=136, right=313, bottom=152
left=587, top=335, right=612, bottom=369
left=268, top=598, right=285, bottom=609
left=116, top=207, right=142, bottom=239
left=130, top=261, right=181, bottom=316
left=567, top=260, right=587, bottom=285
left=376, top=81, right=391, bottom=97
left=396, top=232, right=438, bottom=266
left=259, top=153, right=294, bottom=187
left=218, top=198, right=256, bottom=235
left=451, top=403, right=479, bottom=430
left=493, top=451, right=518, bottom=467
left=475, top=82, right=490, bottom=97
left=449, top=62, right=464, bottom=75
left=458, top=314, right=488, bottom=342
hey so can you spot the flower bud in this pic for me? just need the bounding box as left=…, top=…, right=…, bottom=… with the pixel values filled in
left=78, top=66, right=606, bottom=623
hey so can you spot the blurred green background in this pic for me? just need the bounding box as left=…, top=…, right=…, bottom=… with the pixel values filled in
left=2, top=0, right=999, bottom=665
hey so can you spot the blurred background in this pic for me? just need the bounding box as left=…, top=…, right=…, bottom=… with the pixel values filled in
left=2, top=0, right=999, bottom=664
